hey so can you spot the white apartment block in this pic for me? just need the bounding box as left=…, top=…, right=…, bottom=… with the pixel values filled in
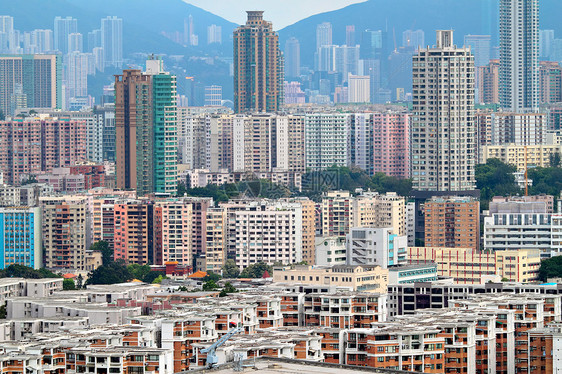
left=351, top=191, right=406, bottom=236
left=223, top=200, right=304, bottom=269
left=411, top=30, right=476, bottom=192
left=491, top=112, right=546, bottom=145
left=305, top=113, right=350, bottom=171
left=348, top=74, right=370, bottom=103
left=350, top=113, right=372, bottom=173
left=406, top=201, right=416, bottom=246
left=499, top=0, right=539, bottom=112
left=483, top=212, right=562, bottom=257
left=346, top=227, right=407, bottom=269
left=315, top=236, right=346, bottom=266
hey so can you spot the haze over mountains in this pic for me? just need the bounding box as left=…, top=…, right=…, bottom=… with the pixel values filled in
left=4, top=0, right=562, bottom=100
left=6, top=0, right=562, bottom=64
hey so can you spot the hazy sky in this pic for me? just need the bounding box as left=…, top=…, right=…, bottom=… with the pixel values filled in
left=183, top=0, right=367, bottom=29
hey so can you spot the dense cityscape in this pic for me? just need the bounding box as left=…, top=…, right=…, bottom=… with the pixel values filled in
left=2, top=0, right=562, bottom=373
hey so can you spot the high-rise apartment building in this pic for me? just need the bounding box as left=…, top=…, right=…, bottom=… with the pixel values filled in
left=54, top=16, right=77, bottom=55
left=65, top=52, right=89, bottom=100
left=490, top=112, right=546, bottom=145
left=92, top=197, right=117, bottom=251
left=411, top=30, right=476, bottom=192
left=540, top=29, right=555, bottom=59
left=233, top=11, right=283, bottom=113
left=222, top=200, right=304, bottom=269
left=292, top=197, right=315, bottom=265
left=346, top=25, right=355, bottom=47
left=477, top=59, right=500, bottom=104
left=402, top=29, right=425, bottom=50
left=321, top=191, right=353, bottom=237
left=207, top=24, right=222, bottom=45
left=305, top=113, right=350, bottom=171
left=348, top=75, right=370, bottom=103
left=204, top=85, right=222, bottom=106
left=539, top=61, right=562, bottom=104
left=499, top=0, right=539, bottom=112
left=372, top=111, right=409, bottom=178
left=67, top=33, right=83, bottom=53
left=199, top=207, right=226, bottom=273
left=349, top=113, right=373, bottom=173
left=424, top=196, right=480, bottom=249
left=92, top=104, right=116, bottom=163
left=0, top=207, right=42, bottom=269
left=0, top=120, right=41, bottom=185
left=101, top=16, right=123, bottom=68
left=0, top=118, right=87, bottom=185
left=207, top=114, right=234, bottom=172
left=464, top=35, right=491, bottom=67
left=26, top=29, right=54, bottom=54
left=114, top=201, right=153, bottom=265
left=316, top=22, right=332, bottom=50
left=0, top=54, right=61, bottom=116
left=115, top=57, right=177, bottom=196
left=351, top=192, right=406, bottom=236
left=154, top=199, right=192, bottom=266
left=284, top=37, right=300, bottom=78
left=41, top=196, right=88, bottom=271
left=115, top=69, right=152, bottom=194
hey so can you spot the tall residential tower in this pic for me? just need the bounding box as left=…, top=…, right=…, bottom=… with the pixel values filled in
left=411, top=30, right=476, bottom=192
left=115, top=56, right=177, bottom=196
left=499, top=0, right=539, bottom=112
left=233, top=11, right=283, bottom=113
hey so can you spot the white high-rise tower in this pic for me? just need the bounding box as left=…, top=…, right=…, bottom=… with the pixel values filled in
left=411, top=30, right=476, bottom=192
left=499, top=0, right=539, bottom=112
left=101, top=16, right=123, bottom=68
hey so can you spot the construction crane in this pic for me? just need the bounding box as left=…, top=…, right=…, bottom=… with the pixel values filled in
left=201, top=323, right=243, bottom=368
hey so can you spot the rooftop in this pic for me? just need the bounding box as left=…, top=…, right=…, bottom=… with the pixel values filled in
left=197, top=357, right=418, bottom=374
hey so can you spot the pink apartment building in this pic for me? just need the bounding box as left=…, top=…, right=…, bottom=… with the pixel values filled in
left=0, top=118, right=87, bottom=185
left=372, top=111, right=410, bottom=178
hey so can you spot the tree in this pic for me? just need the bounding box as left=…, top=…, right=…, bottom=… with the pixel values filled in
left=202, top=271, right=221, bottom=282
left=202, top=280, right=219, bottom=291
left=86, top=260, right=132, bottom=285
left=528, top=167, right=562, bottom=197
left=475, top=159, right=521, bottom=210
left=151, top=275, right=166, bottom=284
left=177, top=181, right=187, bottom=197
left=76, top=274, right=84, bottom=289
left=219, top=282, right=237, bottom=297
left=240, top=262, right=273, bottom=278
left=0, top=302, right=6, bottom=319
left=21, top=176, right=37, bottom=185
left=538, top=256, right=562, bottom=282
left=143, top=271, right=166, bottom=284
left=550, top=153, right=561, bottom=168
left=222, top=259, right=240, bottom=278
left=90, top=241, right=113, bottom=266
left=0, top=265, right=60, bottom=279
left=127, top=264, right=151, bottom=281
left=63, top=278, right=76, bottom=290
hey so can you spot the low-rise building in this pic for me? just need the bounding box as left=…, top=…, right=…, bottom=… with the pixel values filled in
left=387, top=262, right=438, bottom=284
left=408, top=247, right=541, bottom=284
left=315, top=236, right=346, bottom=266
left=272, top=265, right=388, bottom=293
left=346, top=227, right=407, bottom=268
left=480, top=143, right=562, bottom=170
